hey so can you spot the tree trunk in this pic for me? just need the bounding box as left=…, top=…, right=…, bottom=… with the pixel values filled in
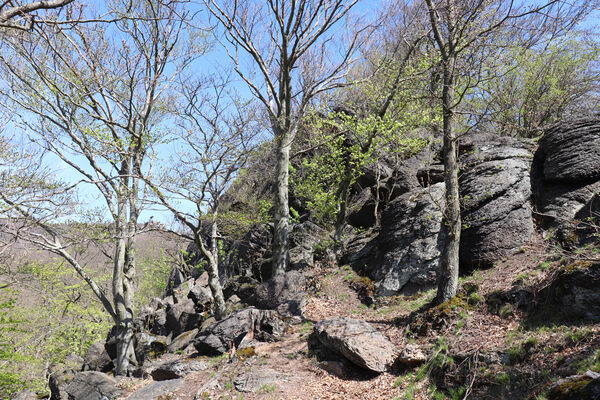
left=272, top=129, right=292, bottom=277
left=114, top=164, right=137, bottom=375
left=333, top=130, right=356, bottom=248
left=208, top=219, right=226, bottom=320
left=333, top=177, right=351, bottom=246
left=436, top=54, right=461, bottom=304
left=113, top=232, right=136, bottom=375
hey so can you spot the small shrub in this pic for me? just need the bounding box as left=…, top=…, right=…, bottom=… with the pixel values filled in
left=508, top=345, right=526, bottom=364
left=496, top=372, right=510, bottom=385
left=449, top=386, right=467, bottom=400
left=468, top=292, right=482, bottom=305
left=538, top=261, right=552, bottom=270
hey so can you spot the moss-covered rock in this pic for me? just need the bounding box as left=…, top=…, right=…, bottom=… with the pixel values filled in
left=409, top=295, right=471, bottom=336
left=539, top=262, right=600, bottom=321
left=546, top=371, right=600, bottom=400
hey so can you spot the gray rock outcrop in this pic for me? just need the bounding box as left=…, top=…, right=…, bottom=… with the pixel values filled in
left=63, top=371, right=120, bottom=400
left=314, top=318, right=397, bottom=373
left=252, top=270, right=306, bottom=317
left=150, top=358, right=208, bottom=381
left=373, top=183, right=446, bottom=295
left=194, top=308, right=285, bottom=355
left=532, top=117, right=600, bottom=244
left=349, top=133, right=536, bottom=296
left=539, top=261, right=600, bottom=321
left=459, top=135, right=535, bottom=269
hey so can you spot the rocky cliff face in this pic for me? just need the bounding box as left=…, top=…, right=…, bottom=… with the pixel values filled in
left=532, top=117, right=600, bottom=246
left=343, top=133, right=536, bottom=295
left=459, top=134, right=535, bottom=270
left=373, top=183, right=446, bottom=295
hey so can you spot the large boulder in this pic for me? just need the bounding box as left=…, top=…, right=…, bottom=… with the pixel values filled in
left=358, top=133, right=536, bottom=296
left=82, top=341, right=113, bottom=373
left=150, top=358, right=208, bottom=381
left=63, top=371, right=121, bottom=400
left=314, top=318, right=397, bottom=373
left=165, top=298, right=200, bottom=337
left=459, top=134, right=535, bottom=269
left=194, top=308, right=285, bottom=355
left=252, top=271, right=306, bottom=317
left=539, top=261, right=600, bottom=321
left=532, top=117, right=600, bottom=244
left=372, top=183, right=446, bottom=295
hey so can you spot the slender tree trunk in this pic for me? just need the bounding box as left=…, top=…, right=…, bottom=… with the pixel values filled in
left=114, top=159, right=137, bottom=375
left=208, top=218, right=226, bottom=320
left=272, top=128, right=293, bottom=276
left=374, top=163, right=382, bottom=227
left=113, top=222, right=136, bottom=375
left=334, top=177, right=351, bottom=246
left=436, top=54, right=461, bottom=304
left=333, top=130, right=355, bottom=247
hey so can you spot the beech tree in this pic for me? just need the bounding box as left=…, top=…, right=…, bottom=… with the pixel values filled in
left=424, top=0, right=593, bottom=303
left=0, top=0, right=195, bottom=375
left=145, top=75, right=261, bottom=320
left=204, top=0, right=364, bottom=276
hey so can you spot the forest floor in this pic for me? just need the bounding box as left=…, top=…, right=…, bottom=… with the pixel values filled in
left=116, top=232, right=600, bottom=400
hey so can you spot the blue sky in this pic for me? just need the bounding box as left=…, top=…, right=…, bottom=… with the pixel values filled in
left=6, top=0, right=598, bottom=225
left=12, top=0, right=376, bottom=226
